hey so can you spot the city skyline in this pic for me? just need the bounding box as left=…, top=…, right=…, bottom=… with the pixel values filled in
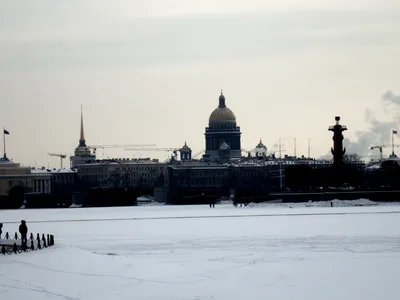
left=1, top=0, right=400, bottom=167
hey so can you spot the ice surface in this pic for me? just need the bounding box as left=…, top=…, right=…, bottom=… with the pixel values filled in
left=2, top=203, right=400, bottom=300
left=246, top=198, right=379, bottom=208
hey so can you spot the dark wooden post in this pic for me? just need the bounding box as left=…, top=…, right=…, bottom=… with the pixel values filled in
left=42, top=234, right=47, bottom=247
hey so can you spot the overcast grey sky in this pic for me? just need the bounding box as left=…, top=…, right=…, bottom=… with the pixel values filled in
left=1, top=0, right=400, bottom=166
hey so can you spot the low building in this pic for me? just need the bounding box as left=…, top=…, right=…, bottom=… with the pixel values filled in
left=0, top=157, right=52, bottom=208
left=31, top=168, right=77, bottom=202
left=0, top=159, right=52, bottom=196
left=167, top=156, right=366, bottom=203
left=167, top=159, right=288, bottom=203
left=74, top=158, right=168, bottom=189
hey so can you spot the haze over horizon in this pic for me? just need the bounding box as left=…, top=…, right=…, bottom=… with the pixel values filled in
left=1, top=0, right=400, bottom=167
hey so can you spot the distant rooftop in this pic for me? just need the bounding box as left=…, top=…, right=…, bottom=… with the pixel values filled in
left=74, top=157, right=165, bottom=167
left=174, top=156, right=364, bottom=168
left=31, top=168, right=77, bottom=174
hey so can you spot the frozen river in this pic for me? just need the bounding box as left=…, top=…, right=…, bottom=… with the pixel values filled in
left=1, top=201, right=400, bottom=300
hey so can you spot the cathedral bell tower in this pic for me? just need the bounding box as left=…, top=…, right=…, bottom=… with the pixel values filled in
left=179, top=141, right=192, bottom=162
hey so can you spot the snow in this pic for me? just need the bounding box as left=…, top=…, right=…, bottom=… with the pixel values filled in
left=30, top=168, right=76, bottom=173
left=366, top=163, right=381, bottom=170
left=0, top=239, right=39, bottom=248
left=313, top=198, right=377, bottom=207
left=247, top=198, right=378, bottom=208
left=2, top=202, right=400, bottom=300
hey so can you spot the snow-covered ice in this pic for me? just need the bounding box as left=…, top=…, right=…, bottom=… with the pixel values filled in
left=2, top=202, right=400, bottom=300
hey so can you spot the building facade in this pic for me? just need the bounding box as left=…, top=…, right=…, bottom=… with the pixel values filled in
left=48, top=169, right=77, bottom=202
left=74, top=158, right=168, bottom=189
left=0, top=159, right=52, bottom=197
left=0, top=158, right=53, bottom=209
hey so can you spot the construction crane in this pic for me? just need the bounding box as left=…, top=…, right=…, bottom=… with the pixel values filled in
left=124, top=147, right=180, bottom=159
left=370, top=144, right=400, bottom=161
left=47, top=153, right=67, bottom=169
left=124, top=147, right=178, bottom=152
left=88, top=144, right=156, bottom=158
left=271, top=142, right=287, bottom=159
left=193, top=149, right=205, bottom=159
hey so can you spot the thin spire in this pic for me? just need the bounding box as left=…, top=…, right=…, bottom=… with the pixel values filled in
left=221, top=89, right=223, bottom=95
left=80, top=105, right=84, bottom=141
left=79, top=105, right=86, bottom=147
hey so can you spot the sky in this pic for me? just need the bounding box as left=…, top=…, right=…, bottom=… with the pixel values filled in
left=1, top=0, right=400, bottom=167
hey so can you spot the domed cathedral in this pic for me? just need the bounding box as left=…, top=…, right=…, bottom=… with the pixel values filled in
left=205, top=91, right=242, bottom=158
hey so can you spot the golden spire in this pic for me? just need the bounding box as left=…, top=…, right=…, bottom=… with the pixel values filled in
left=80, top=105, right=84, bottom=141
left=78, top=105, right=86, bottom=147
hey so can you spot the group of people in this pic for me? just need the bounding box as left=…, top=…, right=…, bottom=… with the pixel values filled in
left=207, top=201, right=248, bottom=208
left=0, top=220, right=28, bottom=248
left=233, top=201, right=248, bottom=207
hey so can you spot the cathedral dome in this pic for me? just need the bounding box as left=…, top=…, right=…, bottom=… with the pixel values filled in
left=209, top=107, right=236, bottom=123
left=209, top=92, right=236, bottom=123
left=256, top=139, right=266, bottom=149
left=180, top=141, right=191, bottom=151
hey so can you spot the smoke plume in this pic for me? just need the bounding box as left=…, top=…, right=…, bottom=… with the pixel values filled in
left=382, top=90, right=400, bottom=105
left=323, top=90, right=400, bottom=160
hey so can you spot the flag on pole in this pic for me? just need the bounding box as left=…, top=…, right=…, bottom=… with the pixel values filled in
left=393, top=129, right=398, bottom=134
left=3, top=129, right=9, bottom=135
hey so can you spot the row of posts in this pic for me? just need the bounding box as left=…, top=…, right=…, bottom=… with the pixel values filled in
left=1, top=233, right=55, bottom=255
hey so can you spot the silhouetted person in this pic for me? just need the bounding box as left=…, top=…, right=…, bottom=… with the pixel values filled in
left=0, top=222, right=3, bottom=238
left=19, top=220, right=28, bottom=248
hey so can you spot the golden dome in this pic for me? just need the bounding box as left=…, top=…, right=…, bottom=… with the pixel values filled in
left=209, top=92, right=236, bottom=123
left=209, top=107, right=236, bottom=122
